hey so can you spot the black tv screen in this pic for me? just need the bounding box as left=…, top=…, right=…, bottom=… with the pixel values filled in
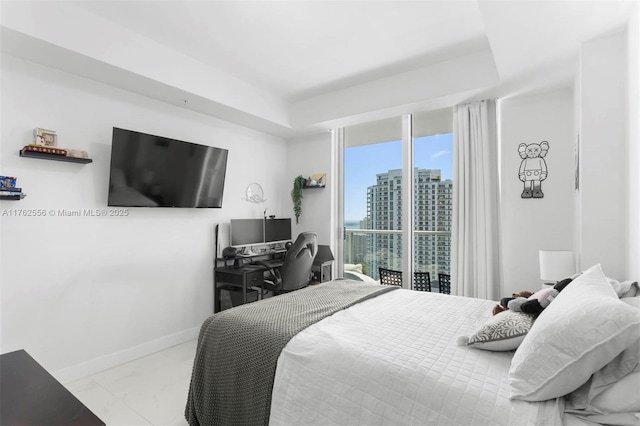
left=107, top=128, right=228, bottom=207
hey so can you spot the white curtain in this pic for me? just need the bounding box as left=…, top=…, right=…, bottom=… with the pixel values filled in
left=452, top=99, right=502, bottom=300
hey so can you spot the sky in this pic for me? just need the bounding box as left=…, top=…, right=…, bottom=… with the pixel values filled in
left=344, top=133, right=453, bottom=221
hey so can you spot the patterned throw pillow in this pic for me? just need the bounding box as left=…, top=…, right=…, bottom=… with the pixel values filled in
left=461, top=310, right=535, bottom=351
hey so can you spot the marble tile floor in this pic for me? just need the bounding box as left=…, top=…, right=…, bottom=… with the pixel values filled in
left=65, top=339, right=197, bottom=426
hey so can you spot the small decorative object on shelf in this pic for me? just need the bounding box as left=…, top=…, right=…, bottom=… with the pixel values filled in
left=303, top=173, right=326, bottom=188
left=21, top=144, right=68, bottom=156
left=24, top=127, right=92, bottom=163
left=0, top=176, right=26, bottom=200
left=67, top=149, right=89, bottom=159
left=33, top=127, right=58, bottom=148
left=34, top=127, right=58, bottom=147
left=1, top=176, right=17, bottom=189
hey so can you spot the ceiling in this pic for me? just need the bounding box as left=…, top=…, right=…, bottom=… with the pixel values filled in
left=75, top=1, right=489, bottom=102
left=1, top=1, right=636, bottom=138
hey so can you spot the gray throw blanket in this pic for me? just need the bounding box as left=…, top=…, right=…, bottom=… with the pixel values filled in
left=185, top=280, right=398, bottom=426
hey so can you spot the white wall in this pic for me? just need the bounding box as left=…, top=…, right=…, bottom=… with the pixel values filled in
left=500, top=89, right=575, bottom=295
left=627, top=4, right=640, bottom=280
left=578, top=31, right=628, bottom=279
left=501, top=26, right=636, bottom=293
left=286, top=132, right=333, bottom=246
left=0, top=54, right=287, bottom=382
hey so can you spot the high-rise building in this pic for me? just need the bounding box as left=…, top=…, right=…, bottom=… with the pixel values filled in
left=366, top=168, right=452, bottom=281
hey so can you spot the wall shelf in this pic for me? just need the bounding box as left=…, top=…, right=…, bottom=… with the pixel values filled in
left=19, top=150, right=92, bottom=164
left=0, top=194, right=26, bottom=200
left=302, top=173, right=326, bottom=189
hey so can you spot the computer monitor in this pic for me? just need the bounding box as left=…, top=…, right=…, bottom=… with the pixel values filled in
left=264, top=218, right=292, bottom=244
left=230, top=219, right=264, bottom=247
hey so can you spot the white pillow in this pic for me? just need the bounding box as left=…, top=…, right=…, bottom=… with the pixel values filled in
left=608, top=278, right=639, bottom=298
left=590, top=370, right=640, bottom=413
left=508, top=264, right=640, bottom=401
left=461, top=310, right=535, bottom=351
left=344, top=263, right=363, bottom=274
left=588, top=296, right=640, bottom=413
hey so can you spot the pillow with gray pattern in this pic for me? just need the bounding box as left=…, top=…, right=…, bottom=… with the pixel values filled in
left=458, top=310, right=535, bottom=351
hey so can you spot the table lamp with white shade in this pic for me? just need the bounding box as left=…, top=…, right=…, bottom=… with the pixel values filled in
left=539, top=250, right=575, bottom=286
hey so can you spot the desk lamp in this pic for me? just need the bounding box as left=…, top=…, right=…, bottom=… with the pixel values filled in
left=539, top=250, right=575, bottom=286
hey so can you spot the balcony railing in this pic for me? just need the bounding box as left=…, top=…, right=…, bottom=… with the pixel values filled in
left=344, top=228, right=452, bottom=281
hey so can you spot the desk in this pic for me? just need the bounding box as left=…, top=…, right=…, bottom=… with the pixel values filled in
left=214, top=250, right=286, bottom=313
left=214, top=265, right=265, bottom=313
left=0, top=349, right=105, bottom=425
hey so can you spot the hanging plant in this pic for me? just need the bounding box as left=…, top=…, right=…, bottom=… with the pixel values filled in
left=291, top=175, right=306, bottom=223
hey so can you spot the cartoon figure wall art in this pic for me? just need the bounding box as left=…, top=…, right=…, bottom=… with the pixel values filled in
left=518, top=141, right=549, bottom=199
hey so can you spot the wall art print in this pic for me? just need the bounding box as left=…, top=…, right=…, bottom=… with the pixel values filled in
left=518, top=141, right=549, bottom=199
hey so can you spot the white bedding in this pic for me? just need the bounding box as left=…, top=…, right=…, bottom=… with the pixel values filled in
left=269, top=289, right=563, bottom=426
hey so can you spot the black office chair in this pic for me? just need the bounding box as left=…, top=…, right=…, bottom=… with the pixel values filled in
left=438, top=273, right=451, bottom=294
left=260, top=232, right=318, bottom=295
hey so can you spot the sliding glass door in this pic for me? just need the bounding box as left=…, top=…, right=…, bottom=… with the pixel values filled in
left=342, top=109, right=452, bottom=289
left=412, top=109, right=453, bottom=291
left=344, top=117, right=403, bottom=281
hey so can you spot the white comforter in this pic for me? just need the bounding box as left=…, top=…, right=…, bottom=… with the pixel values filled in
left=269, top=289, right=563, bottom=426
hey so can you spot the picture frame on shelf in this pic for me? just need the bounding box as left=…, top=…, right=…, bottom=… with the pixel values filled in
left=34, top=127, right=58, bottom=147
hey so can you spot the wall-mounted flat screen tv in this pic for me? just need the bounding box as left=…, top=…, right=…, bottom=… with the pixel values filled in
left=107, top=128, right=228, bottom=208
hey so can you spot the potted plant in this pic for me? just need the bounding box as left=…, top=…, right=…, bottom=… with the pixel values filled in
left=291, top=175, right=306, bottom=223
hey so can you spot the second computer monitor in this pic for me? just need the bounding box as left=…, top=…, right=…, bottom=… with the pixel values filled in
left=264, top=218, right=292, bottom=244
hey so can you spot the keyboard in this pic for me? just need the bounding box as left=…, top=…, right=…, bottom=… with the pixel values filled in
left=261, top=259, right=284, bottom=268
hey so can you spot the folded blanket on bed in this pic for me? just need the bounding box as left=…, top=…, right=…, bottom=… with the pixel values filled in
left=185, top=280, right=398, bottom=426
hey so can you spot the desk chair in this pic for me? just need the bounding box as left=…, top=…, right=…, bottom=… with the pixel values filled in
left=438, top=273, right=451, bottom=294
left=379, top=267, right=431, bottom=291
left=379, top=267, right=403, bottom=287
left=413, top=271, right=431, bottom=292
left=259, top=232, right=318, bottom=295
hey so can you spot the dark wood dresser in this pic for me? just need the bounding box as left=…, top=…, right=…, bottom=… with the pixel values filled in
left=1, top=349, right=105, bottom=425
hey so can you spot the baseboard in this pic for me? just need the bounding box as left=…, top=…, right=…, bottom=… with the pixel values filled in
left=53, top=327, right=199, bottom=385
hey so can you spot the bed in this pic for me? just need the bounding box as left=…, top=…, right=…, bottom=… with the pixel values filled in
left=185, top=264, right=640, bottom=426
